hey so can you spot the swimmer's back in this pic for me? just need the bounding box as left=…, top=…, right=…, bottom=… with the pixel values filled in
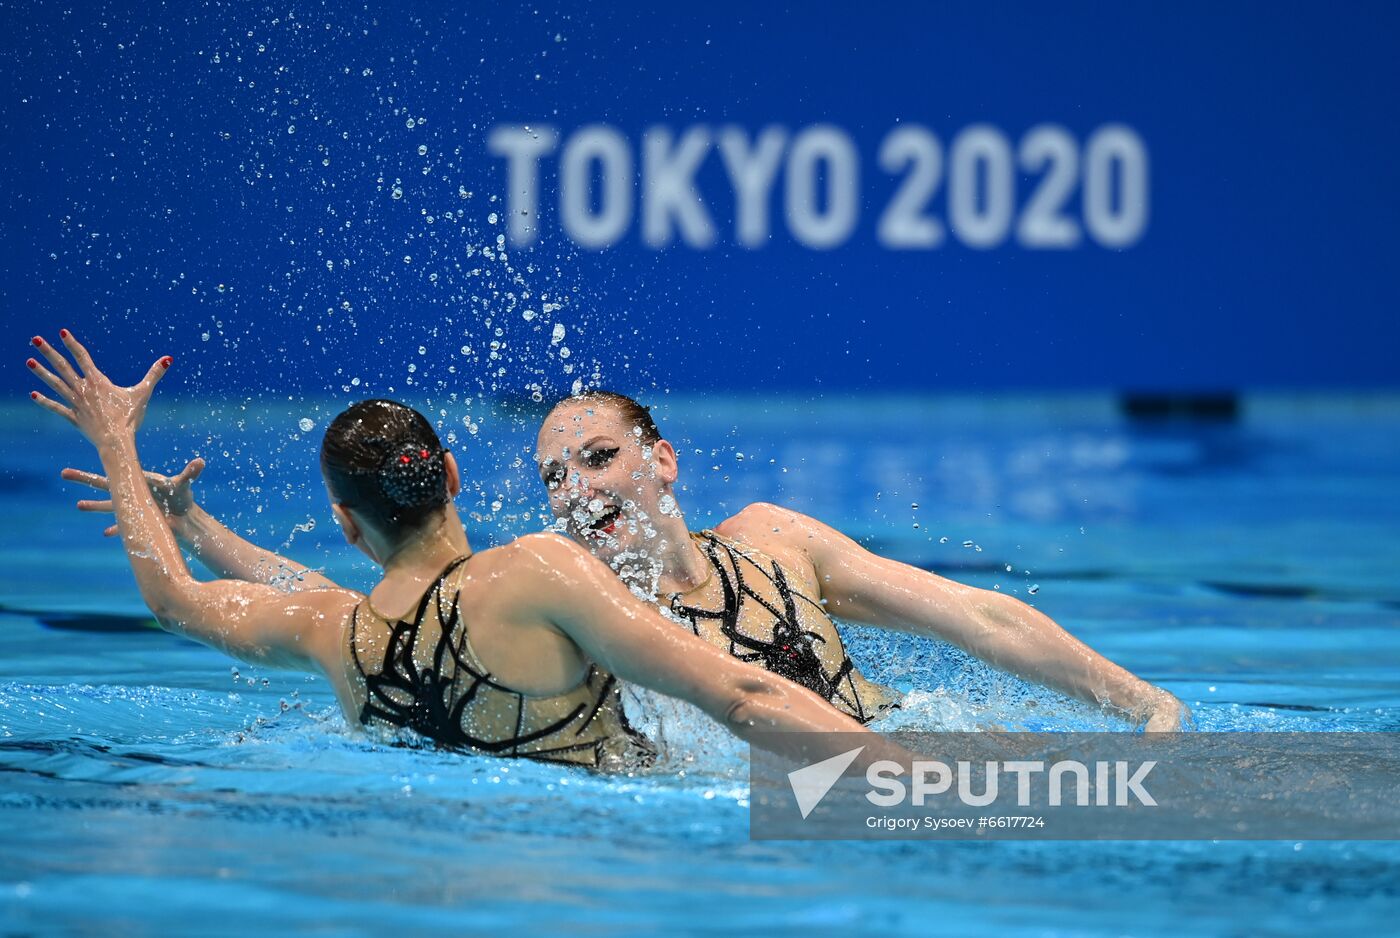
left=337, top=535, right=654, bottom=769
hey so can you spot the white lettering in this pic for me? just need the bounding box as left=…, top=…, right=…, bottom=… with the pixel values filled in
left=1002, top=761, right=1046, bottom=807
left=865, top=760, right=906, bottom=806
left=560, top=125, right=632, bottom=249
left=1049, top=760, right=1091, bottom=806
left=949, top=125, right=1014, bottom=248
left=1117, top=760, right=1157, bottom=806
left=717, top=125, right=788, bottom=247
left=785, top=125, right=859, bottom=249
left=957, top=760, right=999, bottom=807
left=910, top=760, right=953, bottom=805
left=1084, top=124, right=1149, bottom=247
left=878, top=124, right=944, bottom=248
left=643, top=125, right=716, bottom=248
left=1017, top=124, right=1080, bottom=248
left=486, top=124, right=559, bottom=248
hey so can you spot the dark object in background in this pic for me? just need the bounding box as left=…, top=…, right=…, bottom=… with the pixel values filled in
left=1120, top=392, right=1240, bottom=423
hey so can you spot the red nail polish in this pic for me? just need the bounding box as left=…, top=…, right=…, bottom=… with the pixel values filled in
left=31, top=337, right=42, bottom=347
left=26, top=358, right=37, bottom=369
left=30, top=391, right=39, bottom=400
left=161, top=356, right=173, bottom=368
left=59, top=329, right=69, bottom=339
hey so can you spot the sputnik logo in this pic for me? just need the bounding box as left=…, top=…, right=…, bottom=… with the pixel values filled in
left=787, top=746, right=865, bottom=819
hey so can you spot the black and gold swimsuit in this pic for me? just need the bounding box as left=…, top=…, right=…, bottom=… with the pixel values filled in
left=346, top=555, right=655, bottom=770
left=667, top=532, right=901, bottom=724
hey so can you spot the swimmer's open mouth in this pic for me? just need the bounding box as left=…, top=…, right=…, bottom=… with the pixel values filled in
left=586, top=506, right=621, bottom=536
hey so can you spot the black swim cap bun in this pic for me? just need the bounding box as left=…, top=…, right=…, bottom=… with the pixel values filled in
left=378, top=439, right=447, bottom=509
left=322, top=399, right=450, bottom=532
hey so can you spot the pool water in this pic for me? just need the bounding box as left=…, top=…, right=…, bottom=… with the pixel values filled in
left=2, top=394, right=1397, bottom=934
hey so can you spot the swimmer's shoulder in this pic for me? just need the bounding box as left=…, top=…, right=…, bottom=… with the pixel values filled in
left=471, top=531, right=587, bottom=575
left=713, top=502, right=820, bottom=574
left=450, top=535, right=589, bottom=684
left=289, top=585, right=368, bottom=674
left=456, top=532, right=603, bottom=617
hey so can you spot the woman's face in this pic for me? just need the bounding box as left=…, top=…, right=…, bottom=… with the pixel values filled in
left=535, top=400, right=678, bottom=562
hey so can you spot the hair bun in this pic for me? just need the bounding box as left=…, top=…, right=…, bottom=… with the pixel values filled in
left=378, top=441, right=446, bottom=508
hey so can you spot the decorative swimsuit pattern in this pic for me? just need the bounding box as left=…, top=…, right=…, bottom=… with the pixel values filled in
left=668, top=532, right=898, bottom=724
left=348, top=555, right=655, bottom=769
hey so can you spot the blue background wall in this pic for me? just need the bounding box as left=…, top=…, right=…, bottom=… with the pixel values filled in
left=3, top=1, right=1397, bottom=397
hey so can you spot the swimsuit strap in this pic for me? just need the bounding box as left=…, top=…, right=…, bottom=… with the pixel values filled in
left=670, top=530, right=869, bottom=719
left=349, top=552, right=651, bottom=767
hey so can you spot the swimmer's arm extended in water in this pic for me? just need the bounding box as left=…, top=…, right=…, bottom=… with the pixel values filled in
left=29, top=333, right=357, bottom=671
left=61, top=458, right=339, bottom=591
left=510, top=532, right=912, bottom=767
left=719, top=503, right=1190, bottom=732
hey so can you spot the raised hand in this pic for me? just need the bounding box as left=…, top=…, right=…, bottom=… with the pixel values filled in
left=26, top=330, right=170, bottom=447
left=62, top=457, right=206, bottom=537
left=1142, top=691, right=1194, bottom=733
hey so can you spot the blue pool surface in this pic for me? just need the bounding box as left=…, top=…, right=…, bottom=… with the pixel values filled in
left=2, top=394, right=1398, bottom=934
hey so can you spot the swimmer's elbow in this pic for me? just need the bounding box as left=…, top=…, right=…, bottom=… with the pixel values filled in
left=720, top=674, right=790, bottom=735
left=142, top=575, right=204, bottom=626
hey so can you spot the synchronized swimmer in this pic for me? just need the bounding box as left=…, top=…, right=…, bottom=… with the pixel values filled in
left=32, top=330, right=1189, bottom=773
left=535, top=391, right=1189, bottom=731
left=26, top=331, right=907, bottom=772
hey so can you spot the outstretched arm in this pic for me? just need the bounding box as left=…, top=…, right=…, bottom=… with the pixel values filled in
left=28, top=332, right=356, bottom=670
left=724, top=504, right=1189, bottom=731
left=509, top=533, right=910, bottom=767
left=62, top=459, right=339, bottom=591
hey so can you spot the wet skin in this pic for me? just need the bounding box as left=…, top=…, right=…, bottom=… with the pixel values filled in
left=535, top=397, right=1192, bottom=732
left=534, top=399, right=904, bottom=721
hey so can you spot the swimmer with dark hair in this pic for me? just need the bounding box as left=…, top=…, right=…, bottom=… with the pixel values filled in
left=28, top=331, right=908, bottom=771
left=534, top=391, right=1190, bottom=732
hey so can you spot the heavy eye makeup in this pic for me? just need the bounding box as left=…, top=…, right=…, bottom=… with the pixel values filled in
left=539, top=459, right=565, bottom=489
left=581, top=446, right=618, bottom=469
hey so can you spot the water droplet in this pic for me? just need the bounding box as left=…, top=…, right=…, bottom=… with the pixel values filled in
left=551, top=323, right=566, bottom=344
left=910, top=502, right=919, bottom=509
left=487, top=212, right=499, bottom=224
left=298, top=417, right=315, bottom=433
left=1027, top=584, right=1040, bottom=595
left=962, top=540, right=975, bottom=548
left=417, top=144, right=428, bottom=156
left=391, top=187, right=403, bottom=200
left=287, top=125, right=295, bottom=134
